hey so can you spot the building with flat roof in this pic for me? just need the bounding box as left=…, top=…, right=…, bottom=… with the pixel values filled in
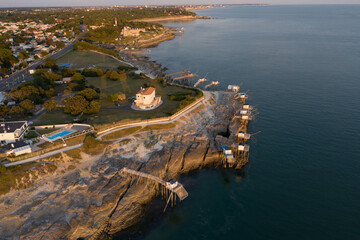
left=0, top=121, right=29, bottom=145
left=4, top=141, right=32, bottom=157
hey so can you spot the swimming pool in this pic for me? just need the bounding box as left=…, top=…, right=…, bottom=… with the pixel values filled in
left=47, top=130, right=72, bottom=140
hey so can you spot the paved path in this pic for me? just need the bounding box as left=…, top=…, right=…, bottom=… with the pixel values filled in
left=97, top=96, right=206, bottom=139
left=4, top=143, right=83, bottom=167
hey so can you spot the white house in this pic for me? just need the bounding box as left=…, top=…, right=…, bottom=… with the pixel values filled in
left=5, top=141, right=32, bottom=156
left=54, top=77, right=72, bottom=84
left=0, top=121, right=29, bottom=145
left=134, top=87, right=161, bottom=110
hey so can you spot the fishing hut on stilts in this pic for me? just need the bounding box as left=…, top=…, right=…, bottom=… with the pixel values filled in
left=120, top=168, right=188, bottom=212
left=219, top=87, right=256, bottom=169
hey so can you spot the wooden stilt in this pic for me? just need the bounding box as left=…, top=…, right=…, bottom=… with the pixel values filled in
left=163, top=192, right=172, bottom=213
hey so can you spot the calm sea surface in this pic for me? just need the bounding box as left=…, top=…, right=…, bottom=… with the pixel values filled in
left=123, top=5, right=360, bottom=240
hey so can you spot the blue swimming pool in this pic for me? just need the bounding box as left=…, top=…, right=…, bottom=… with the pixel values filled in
left=47, top=130, right=72, bottom=140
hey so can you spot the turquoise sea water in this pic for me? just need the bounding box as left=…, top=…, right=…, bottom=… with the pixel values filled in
left=120, top=5, right=360, bottom=240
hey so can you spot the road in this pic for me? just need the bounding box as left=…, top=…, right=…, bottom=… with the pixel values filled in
left=0, top=25, right=87, bottom=92
left=3, top=143, right=83, bottom=167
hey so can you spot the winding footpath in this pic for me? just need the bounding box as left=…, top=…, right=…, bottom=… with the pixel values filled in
left=4, top=144, right=83, bottom=167
left=97, top=94, right=208, bottom=139
left=3, top=92, right=210, bottom=167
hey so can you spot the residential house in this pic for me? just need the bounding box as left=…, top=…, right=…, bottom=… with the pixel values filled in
left=121, top=26, right=146, bottom=37
left=62, top=77, right=72, bottom=84
left=41, top=47, right=50, bottom=53
left=0, top=121, right=29, bottom=145
left=5, top=141, right=32, bottom=156
left=134, top=87, right=161, bottom=110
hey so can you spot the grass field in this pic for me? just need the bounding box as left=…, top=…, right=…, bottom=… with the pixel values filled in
left=102, top=126, right=142, bottom=140
left=141, top=123, right=176, bottom=131
left=83, top=74, right=197, bottom=127
left=36, top=49, right=201, bottom=128
left=56, top=50, right=131, bottom=70
left=35, top=108, right=75, bottom=125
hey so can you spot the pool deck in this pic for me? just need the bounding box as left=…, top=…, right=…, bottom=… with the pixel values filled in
left=47, top=130, right=73, bottom=140
left=42, top=124, right=92, bottom=143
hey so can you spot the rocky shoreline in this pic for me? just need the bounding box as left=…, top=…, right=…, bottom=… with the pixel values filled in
left=0, top=89, right=247, bottom=239
left=0, top=17, right=251, bottom=240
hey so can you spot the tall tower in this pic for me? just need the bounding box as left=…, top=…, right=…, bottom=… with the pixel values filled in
left=114, top=17, right=117, bottom=26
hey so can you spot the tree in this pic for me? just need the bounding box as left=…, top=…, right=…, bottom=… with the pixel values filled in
left=62, top=67, right=73, bottom=77
left=108, top=70, right=120, bottom=81
left=0, top=164, right=6, bottom=173
left=18, top=50, right=29, bottom=60
left=64, top=95, right=89, bottom=115
left=19, top=61, right=28, bottom=68
left=8, top=85, right=40, bottom=102
left=19, top=99, right=35, bottom=111
left=85, top=100, right=101, bottom=114
left=107, top=94, right=118, bottom=102
left=72, top=72, right=84, bottom=81
left=67, top=83, right=79, bottom=92
left=42, top=72, right=62, bottom=83
left=44, top=100, right=57, bottom=112
left=9, top=106, right=24, bottom=115
left=119, top=70, right=127, bottom=82
left=0, top=105, right=9, bottom=116
left=0, top=48, right=12, bottom=64
left=55, top=41, right=65, bottom=49
left=45, top=88, right=54, bottom=98
left=44, top=58, right=56, bottom=68
left=41, top=51, right=48, bottom=57
left=78, top=88, right=98, bottom=101
left=82, top=68, right=104, bottom=77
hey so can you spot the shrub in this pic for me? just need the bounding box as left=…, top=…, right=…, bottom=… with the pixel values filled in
left=82, top=135, right=106, bottom=155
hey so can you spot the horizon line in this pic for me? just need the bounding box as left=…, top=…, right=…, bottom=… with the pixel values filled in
left=1, top=3, right=360, bottom=9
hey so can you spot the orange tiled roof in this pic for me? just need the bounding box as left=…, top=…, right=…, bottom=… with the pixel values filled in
left=137, top=87, right=155, bottom=95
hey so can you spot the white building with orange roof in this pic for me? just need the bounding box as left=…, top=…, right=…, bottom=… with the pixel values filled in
left=134, top=87, right=162, bottom=110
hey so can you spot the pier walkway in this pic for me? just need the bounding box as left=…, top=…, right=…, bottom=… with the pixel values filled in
left=121, top=167, right=188, bottom=201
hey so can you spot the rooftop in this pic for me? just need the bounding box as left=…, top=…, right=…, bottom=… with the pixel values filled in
left=0, top=121, right=27, bottom=134
left=137, top=87, right=155, bottom=95
left=7, top=141, right=29, bottom=150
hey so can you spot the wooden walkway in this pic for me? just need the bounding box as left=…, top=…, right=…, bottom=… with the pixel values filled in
left=121, top=167, right=188, bottom=201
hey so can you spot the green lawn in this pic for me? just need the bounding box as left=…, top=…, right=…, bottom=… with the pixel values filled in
left=56, top=50, right=130, bottom=70
left=102, top=126, right=142, bottom=140
left=36, top=50, right=201, bottom=129
left=35, top=79, right=198, bottom=128
left=35, top=108, right=74, bottom=125
left=142, top=123, right=176, bottom=131
left=84, top=75, right=197, bottom=128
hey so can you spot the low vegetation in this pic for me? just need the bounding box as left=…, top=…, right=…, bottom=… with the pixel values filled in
left=65, top=149, right=82, bottom=160
left=101, top=126, right=142, bottom=140
left=81, top=135, right=107, bottom=155
left=142, top=123, right=176, bottom=131
left=0, top=162, right=57, bottom=195
left=74, top=41, right=119, bottom=58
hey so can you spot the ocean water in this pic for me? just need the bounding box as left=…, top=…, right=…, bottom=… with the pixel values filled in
left=126, top=5, right=360, bottom=240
